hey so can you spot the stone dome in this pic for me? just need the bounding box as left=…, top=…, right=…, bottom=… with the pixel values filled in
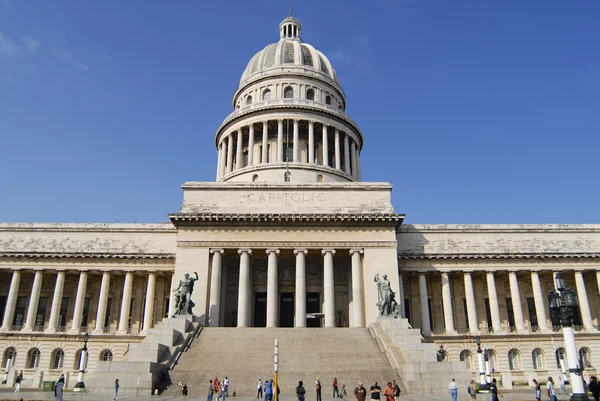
left=239, top=17, right=339, bottom=87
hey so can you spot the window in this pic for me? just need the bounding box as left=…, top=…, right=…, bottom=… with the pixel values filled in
left=35, top=297, right=48, bottom=329
left=28, top=348, right=41, bottom=368
left=487, top=350, right=497, bottom=371
left=306, top=89, right=315, bottom=100
left=52, top=349, right=64, bottom=369
left=74, top=348, right=88, bottom=370
left=284, top=86, right=293, bottom=98
left=13, top=296, right=27, bottom=327
left=556, top=348, right=566, bottom=369
left=532, top=348, right=544, bottom=369
left=101, top=350, right=113, bottom=362
left=284, top=171, right=291, bottom=182
left=262, top=89, right=272, bottom=101
left=2, top=347, right=16, bottom=369
left=59, top=297, right=69, bottom=330
left=325, top=95, right=332, bottom=105
left=246, top=95, right=253, bottom=105
left=459, top=350, right=472, bottom=369
left=508, top=349, right=521, bottom=370
left=580, top=347, right=592, bottom=368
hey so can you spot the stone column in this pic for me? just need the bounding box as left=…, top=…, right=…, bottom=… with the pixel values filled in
left=220, top=144, right=227, bottom=178
left=418, top=272, right=432, bottom=335
left=322, top=249, right=336, bottom=327
left=216, top=144, right=222, bottom=180
left=93, top=271, right=111, bottom=334
left=226, top=134, right=234, bottom=174
left=294, top=249, right=307, bottom=328
left=235, top=129, right=243, bottom=169
left=343, top=134, right=351, bottom=174
left=398, top=273, right=406, bottom=318
left=486, top=271, right=503, bottom=333
left=356, top=145, right=362, bottom=180
left=277, top=119, right=284, bottom=161
left=293, top=119, right=299, bottom=162
left=308, top=121, right=315, bottom=163
left=237, top=249, right=252, bottom=327
left=464, top=271, right=479, bottom=333
left=350, top=249, right=365, bottom=327
left=266, top=249, right=280, bottom=328
left=351, top=141, right=358, bottom=179
left=262, top=121, right=268, bottom=163
left=46, top=270, right=65, bottom=333
left=530, top=271, right=549, bottom=331
left=23, top=270, right=43, bottom=332
left=508, top=271, right=526, bottom=332
left=117, top=271, right=134, bottom=334
left=1, top=270, right=21, bottom=331
left=248, top=125, right=254, bottom=166
left=142, top=271, right=156, bottom=333
left=322, top=125, right=329, bottom=166
left=334, top=128, right=341, bottom=169
left=69, top=270, right=88, bottom=333
left=440, top=272, right=456, bottom=334
left=574, top=270, right=594, bottom=330
left=209, top=249, right=224, bottom=327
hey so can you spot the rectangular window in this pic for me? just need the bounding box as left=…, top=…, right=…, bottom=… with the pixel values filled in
left=35, top=297, right=49, bottom=328
left=81, top=297, right=91, bottom=329
left=526, top=297, right=538, bottom=329
left=404, top=299, right=411, bottom=325
left=484, top=298, right=493, bottom=331
left=506, top=298, right=515, bottom=330
left=59, top=297, right=69, bottom=329
left=13, top=296, right=28, bottom=327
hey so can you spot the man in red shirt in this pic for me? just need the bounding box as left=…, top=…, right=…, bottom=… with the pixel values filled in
left=333, top=378, right=340, bottom=399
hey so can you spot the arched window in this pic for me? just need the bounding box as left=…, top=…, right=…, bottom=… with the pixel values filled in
left=325, top=95, right=332, bottom=105
left=306, top=89, right=315, bottom=101
left=262, top=89, right=272, bottom=101
left=246, top=95, right=253, bottom=105
left=51, top=349, right=64, bottom=369
left=508, top=349, right=521, bottom=370
left=27, top=348, right=41, bottom=368
left=556, top=348, right=566, bottom=369
left=100, top=350, right=113, bottom=362
left=284, top=86, right=293, bottom=98
left=2, top=347, right=17, bottom=369
left=459, top=350, right=472, bottom=369
left=487, top=349, right=498, bottom=371
left=532, top=348, right=544, bottom=369
left=580, top=347, right=592, bottom=368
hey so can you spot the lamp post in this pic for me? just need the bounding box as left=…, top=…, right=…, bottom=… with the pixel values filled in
left=74, top=332, right=89, bottom=392
left=547, top=272, right=590, bottom=401
left=484, top=348, right=491, bottom=384
left=476, top=335, right=486, bottom=387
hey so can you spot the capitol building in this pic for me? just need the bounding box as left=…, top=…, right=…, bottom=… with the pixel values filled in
left=0, top=15, right=599, bottom=395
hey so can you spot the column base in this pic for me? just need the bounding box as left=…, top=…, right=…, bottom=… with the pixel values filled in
left=20, top=328, right=33, bottom=333
left=444, top=330, right=458, bottom=335
left=68, top=328, right=82, bottom=334
left=73, top=383, right=86, bottom=392
left=91, top=329, right=105, bottom=335
left=115, top=330, right=129, bottom=335
left=569, top=393, right=591, bottom=401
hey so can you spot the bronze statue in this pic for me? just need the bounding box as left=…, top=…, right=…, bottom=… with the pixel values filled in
left=172, top=272, right=199, bottom=316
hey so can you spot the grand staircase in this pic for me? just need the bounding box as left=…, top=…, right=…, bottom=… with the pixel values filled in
left=169, top=327, right=403, bottom=397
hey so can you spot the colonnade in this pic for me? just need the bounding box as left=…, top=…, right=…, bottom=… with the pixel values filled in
left=410, top=269, right=598, bottom=336
left=0, top=269, right=159, bottom=335
left=207, top=248, right=366, bottom=328
left=216, top=119, right=361, bottom=180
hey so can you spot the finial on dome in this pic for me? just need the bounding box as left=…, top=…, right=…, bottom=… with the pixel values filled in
left=279, top=11, right=301, bottom=41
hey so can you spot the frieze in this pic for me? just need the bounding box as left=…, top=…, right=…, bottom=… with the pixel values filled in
left=178, top=241, right=397, bottom=249
left=246, top=192, right=328, bottom=203
left=252, top=265, right=267, bottom=285
left=306, top=264, right=322, bottom=285
left=279, top=264, right=295, bottom=283
left=227, top=265, right=239, bottom=286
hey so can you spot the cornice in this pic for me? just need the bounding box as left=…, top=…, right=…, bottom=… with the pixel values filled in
left=178, top=240, right=398, bottom=249
left=398, top=252, right=600, bottom=260
left=0, top=222, right=176, bottom=233
left=0, top=252, right=175, bottom=260
left=398, top=224, right=600, bottom=233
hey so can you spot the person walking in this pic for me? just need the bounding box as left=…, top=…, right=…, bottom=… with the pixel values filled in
left=392, top=380, right=401, bottom=401
left=370, top=381, right=381, bottom=401
left=14, top=371, right=23, bottom=393
left=54, top=375, right=65, bottom=401
left=589, top=376, right=600, bottom=401
left=208, top=379, right=216, bottom=401
left=489, top=379, right=502, bottom=401
left=224, top=377, right=230, bottom=398
left=258, top=378, right=264, bottom=399
left=558, top=376, right=566, bottom=395
left=333, top=378, right=340, bottom=399
left=547, top=377, right=557, bottom=401
left=315, top=378, right=322, bottom=401
left=297, top=380, right=307, bottom=401
left=113, top=379, right=120, bottom=401
left=353, top=382, right=367, bottom=401
left=447, top=378, right=458, bottom=401
left=468, top=380, right=477, bottom=400
left=532, top=379, right=541, bottom=401
left=265, top=379, right=274, bottom=401
left=383, top=382, right=394, bottom=401
left=183, top=384, right=189, bottom=398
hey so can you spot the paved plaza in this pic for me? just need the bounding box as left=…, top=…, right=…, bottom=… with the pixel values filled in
left=0, top=387, right=583, bottom=401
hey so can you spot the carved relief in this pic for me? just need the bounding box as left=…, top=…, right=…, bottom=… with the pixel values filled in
left=253, top=264, right=267, bottom=285
left=279, top=264, right=295, bottom=283
left=334, top=264, right=348, bottom=283
left=306, top=263, right=322, bottom=285
left=227, top=265, right=239, bottom=286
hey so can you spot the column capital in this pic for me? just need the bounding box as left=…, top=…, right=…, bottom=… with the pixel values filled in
left=508, top=269, right=520, bottom=274
left=210, top=248, right=225, bottom=254
left=417, top=270, right=428, bottom=275
left=530, top=269, right=542, bottom=273
left=262, top=120, right=268, bottom=126
left=100, top=269, right=112, bottom=273
left=33, top=268, right=45, bottom=272
left=322, top=123, right=328, bottom=129
left=248, top=124, right=254, bottom=131
left=146, top=270, right=157, bottom=274
left=293, top=118, right=300, bottom=123
left=293, top=248, right=308, bottom=255
left=321, top=248, right=336, bottom=255
left=349, top=249, right=364, bottom=255
left=485, top=270, right=496, bottom=275
left=265, top=248, right=280, bottom=255
left=573, top=268, right=586, bottom=273
left=238, top=248, right=252, bottom=255
left=78, top=269, right=90, bottom=273
left=463, top=270, right=474, bottom=274
left=124, top=269, right=135, bottom=274
left=309, top=120, right=315, bottom=126
left=277, top=118, right=284, bottom=123
left=440, top=271, right=450, bottom=277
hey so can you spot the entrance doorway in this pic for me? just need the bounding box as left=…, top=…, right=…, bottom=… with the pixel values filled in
left=306, top=292, right=321, bottom=327
left=254, top=292, right=266, bottom=327
left=280, top=293, right=294, bottom=327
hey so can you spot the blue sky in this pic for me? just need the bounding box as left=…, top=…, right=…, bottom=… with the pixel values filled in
left=0, top=0, right=599, bottom=224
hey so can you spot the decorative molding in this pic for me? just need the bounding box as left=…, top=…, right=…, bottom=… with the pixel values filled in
left=178, top=241, right=397, bottom=249
left=398, top=252, right=600, bottom=260
left=0, top=252, right=174, bottom=260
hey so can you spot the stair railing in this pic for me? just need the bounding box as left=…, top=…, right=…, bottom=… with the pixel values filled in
left=168, top=323, right=203, bottom=371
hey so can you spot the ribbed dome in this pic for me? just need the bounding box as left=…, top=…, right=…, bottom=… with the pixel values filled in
left=239, top=19, right=339, bottom=87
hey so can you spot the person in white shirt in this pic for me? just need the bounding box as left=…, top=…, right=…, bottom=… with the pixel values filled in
left=448, top=379, right=458, bottom=401
left=257, top=378, right=263, bottom=399
left=223, top=377, right=229, bottom=398
left=547, top=377, right=557, bottom=401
